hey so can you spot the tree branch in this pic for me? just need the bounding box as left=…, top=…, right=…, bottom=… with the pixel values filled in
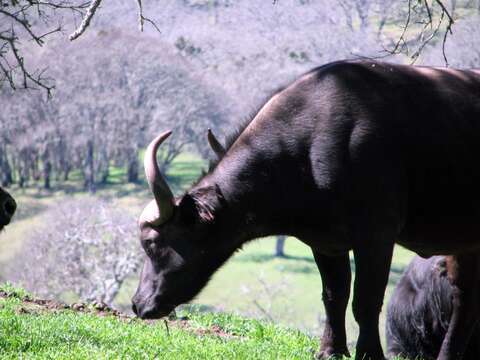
left=69, top=0, right=103, bottom=41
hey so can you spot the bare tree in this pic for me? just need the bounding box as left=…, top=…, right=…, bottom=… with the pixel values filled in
left=0, top=30, right=228, bottom=190
left=9, top=197, right=140, bottom=304
left=0, top=0, right=156, bottom=95
left=421, top=15, right=480, bottom=68
left=0, top=0, right=468, bottom=96
left=385, top=0, right=456, bottom=64
left=334, top=0, right=457, bottom=63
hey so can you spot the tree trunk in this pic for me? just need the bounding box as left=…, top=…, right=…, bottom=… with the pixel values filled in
left=84, top=140, right=96, bottom=193
left=42, top=148, right=52, bottom=189
left=127, top=151, right=139, bottom=183
left=98, top=147, right=110, bottom=185
left=275, top=235, right=286, bottom=257
left=100, top=167, right=109, bottom=184
left=63, top=163, right=71, bottom=181
left=18, top=170, right=26, bottom=188
left=43, top=161, right=52, bottom=189
left=0, top=147, right=12, bottom=187
left=32, top=152, right=41, bottom=181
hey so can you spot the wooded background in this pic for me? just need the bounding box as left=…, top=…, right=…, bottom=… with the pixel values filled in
left=1, top=0, right=479, bottom=193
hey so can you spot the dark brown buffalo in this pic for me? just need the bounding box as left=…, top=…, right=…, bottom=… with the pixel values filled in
left=387, top=256, right=480, bottom=360
left=0, top=187, right=16, bottom=230
left=132, top=60, right=480, bottom=360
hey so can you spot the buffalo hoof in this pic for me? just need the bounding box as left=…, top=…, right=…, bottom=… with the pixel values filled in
left=315, top=347, right=350, bottom=359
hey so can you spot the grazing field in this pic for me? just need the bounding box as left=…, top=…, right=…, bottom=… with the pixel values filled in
left=0, top=153, right=416, bottom=352
left=0, top=285, right=411, bottom=359
left=0, top=285, right=318, bottom=359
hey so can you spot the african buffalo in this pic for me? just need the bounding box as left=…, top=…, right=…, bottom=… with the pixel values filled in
left=132, top=60, right=480, bottom=360
left=387, top=255, right=480, bottom=360
left=0, top=187, right=16, bottom=230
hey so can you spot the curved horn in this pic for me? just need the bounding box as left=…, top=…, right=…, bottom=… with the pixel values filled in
left=207, top=129, right=226, bottom=158
left=143, top=131, right=175, bottom=225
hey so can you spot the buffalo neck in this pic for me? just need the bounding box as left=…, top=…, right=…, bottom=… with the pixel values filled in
left=193, top=134, right=327, bottom=252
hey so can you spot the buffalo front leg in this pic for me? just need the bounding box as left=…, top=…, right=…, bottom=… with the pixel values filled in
left=352, top=242, right=394, bottom=360
left=437, top=254, right=480, bottom=360
left=313, top=251, right=351, bottom=359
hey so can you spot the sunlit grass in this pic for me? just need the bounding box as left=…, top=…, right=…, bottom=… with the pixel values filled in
left=0, top=286, right=319, bottom=360
left=0, top=284, right=412, bottom=359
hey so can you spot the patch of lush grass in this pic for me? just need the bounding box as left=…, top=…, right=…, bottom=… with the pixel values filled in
left=0, top=287, right=320, bottom=359
left=0, top=285, right=412, bottom=359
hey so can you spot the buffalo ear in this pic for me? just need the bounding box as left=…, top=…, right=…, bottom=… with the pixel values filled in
left=178, top=185, right=223, bottom=225
left=177, top=194, right=198, bottom=226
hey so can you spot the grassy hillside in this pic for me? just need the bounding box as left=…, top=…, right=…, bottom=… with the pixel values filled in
left=0, top=285, right=317, bottom=359
left=0, top=285, right=411, bottom=359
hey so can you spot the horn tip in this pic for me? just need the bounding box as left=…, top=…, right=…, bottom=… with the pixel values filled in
left=162, top=130, right=173, bottom=138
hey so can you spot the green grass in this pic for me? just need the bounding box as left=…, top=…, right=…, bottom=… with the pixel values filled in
left=0, top=285, right=411, bottom=359
left=0, top=287, right=319, bottom=359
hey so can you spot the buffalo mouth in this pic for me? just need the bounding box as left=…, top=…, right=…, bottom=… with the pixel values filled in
left=133, top=303, right=176, bottom=320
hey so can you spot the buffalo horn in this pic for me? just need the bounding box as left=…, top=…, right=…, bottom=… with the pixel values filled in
left=207, top=129, right=226, bottom=158
left=143, top=131, right=175, bottom=225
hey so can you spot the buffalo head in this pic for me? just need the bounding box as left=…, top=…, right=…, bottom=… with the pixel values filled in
left=132, top=131, right=227, bottom=319
left=0, top=187, right=16, bottom=230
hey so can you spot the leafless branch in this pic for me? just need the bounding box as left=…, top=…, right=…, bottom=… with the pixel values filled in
left=0, top=1, right=89, bottom=94
left=1, top=1, right=162, bottom=94
left=69, top=0, right=103, bottom=40
left=134, top=0, right=160, bottom=34
left=384, top=0, right=455, bottom=65
left=136, top=0, right=144, bottom=31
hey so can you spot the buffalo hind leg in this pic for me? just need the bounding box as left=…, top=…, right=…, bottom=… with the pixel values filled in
left=437, top=254, right=480, bottom=360
left=313, top=251, right=351, bottom=359
left=352, top=242, right=394, bottom=360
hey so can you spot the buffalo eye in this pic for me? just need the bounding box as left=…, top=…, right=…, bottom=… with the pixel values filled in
left=143, top=239, right=156, bottom=257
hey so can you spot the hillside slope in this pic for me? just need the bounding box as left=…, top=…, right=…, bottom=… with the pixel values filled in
left=0, top=285, right=318, bottom=359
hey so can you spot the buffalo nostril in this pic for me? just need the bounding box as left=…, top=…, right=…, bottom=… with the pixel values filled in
left=132, top=303, right=138, bottom=315
left=4, top=198, right=16, bottom=218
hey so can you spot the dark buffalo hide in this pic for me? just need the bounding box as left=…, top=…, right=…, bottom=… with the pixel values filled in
left=133, top=61, right=480, bottom=360
left=0, top=187, right=15, bottom=230
left=387, top=256, right=480, bottom=360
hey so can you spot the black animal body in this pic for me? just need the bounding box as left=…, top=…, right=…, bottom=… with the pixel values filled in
left=387, top=256, right=480, bottom=360
left=132, top=60, right=480, bottom=360
left=0, top=187, right=15, bottom=230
